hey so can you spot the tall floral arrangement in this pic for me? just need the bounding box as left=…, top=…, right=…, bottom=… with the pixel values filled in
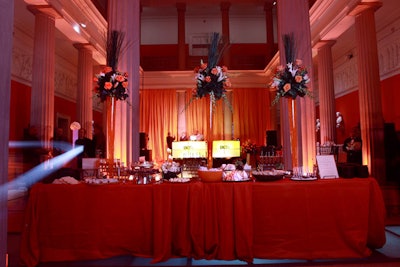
left=270, top=33, right=311, bottom=105
left=93, top=30, right=129, bottom=177
left=188, top=32, right=232, bottom=111
left=94, top=30, right=129, bottom=102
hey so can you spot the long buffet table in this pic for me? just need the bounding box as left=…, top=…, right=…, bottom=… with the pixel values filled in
left=20, top=177, right=386, bottom=267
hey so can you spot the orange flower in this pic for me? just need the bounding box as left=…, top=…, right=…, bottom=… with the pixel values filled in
left=211, top=68, right=218, bottom=75
left=93, top=77, right=98, bottom=82
left=115, top=75, right=125, bottom=82
left=104, top=82, right=112, bottom=90
left=200, top=62, right=207, bottom=70
left=103, top=66, right=112, bottom=73
left=283, top=83, right=291, bottom=92
left=295, top=75, right=303, bottom=83
left=122, top=81, right=128, bottom=88
left=205, top=76, right=211, bottom=83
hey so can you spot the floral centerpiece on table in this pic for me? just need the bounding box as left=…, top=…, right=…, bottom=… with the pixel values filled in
left=93, top=30, right=129, bottom=102
left=187, top=32, right=232, bottom=111
left=270, top=33, right=312, bottom=105
left=242, top=139, right=257, bottom=154
left=94, top=67, right=129, bottom=102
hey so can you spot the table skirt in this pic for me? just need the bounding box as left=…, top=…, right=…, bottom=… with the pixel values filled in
left=20, top=178, right=386, bottom=267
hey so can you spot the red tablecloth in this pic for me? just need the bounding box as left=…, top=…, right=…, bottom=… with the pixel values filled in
left=20, top=178, right=386, bottom=267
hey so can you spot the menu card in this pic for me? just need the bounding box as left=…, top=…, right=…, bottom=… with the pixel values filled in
left=316, top=155, right=339, bottom=179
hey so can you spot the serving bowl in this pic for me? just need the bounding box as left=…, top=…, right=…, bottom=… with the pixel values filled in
left=252, top=171, right=284, bottom=182
left=198, top=170, right=223, bottom=182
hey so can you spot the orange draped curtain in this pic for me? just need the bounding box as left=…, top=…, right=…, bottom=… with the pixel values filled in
left=140, top=89, right=177, bottom=163
left=140, top=88, right=271, bottom=162
left=232, top=88, right=272, bottom=146
left=184, top=89, right=225, bottom=141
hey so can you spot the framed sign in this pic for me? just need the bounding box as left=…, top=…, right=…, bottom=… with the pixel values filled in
left=316, top=155, right=339, bottom=179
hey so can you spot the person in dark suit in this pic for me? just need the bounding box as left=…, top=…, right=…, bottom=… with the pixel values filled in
left=166, top=132, right=175, bottom=150
left=343, top=126, right=362, bottom=164
left=75, top=128, right=95, bottom=168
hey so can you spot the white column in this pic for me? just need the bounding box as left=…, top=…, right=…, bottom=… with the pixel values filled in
left=316, top=40, right=336, bottom=144
left=28, top=5, right=60, bottom=145
left=177, top=3, right=186, bottom=70
left=0, top=0, right=13, bottom=265
left=277, top=0, right=315, bottom=170
left=351, top=2, right=385, bottom=183
left=221, top=2, right=231, bottom=66
left=108, top=0, right=141, bottom=164
left=74, top=44, right=94, bottom=138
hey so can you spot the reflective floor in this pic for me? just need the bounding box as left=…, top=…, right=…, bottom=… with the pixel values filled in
left=7, top=226, right=400, bottom=267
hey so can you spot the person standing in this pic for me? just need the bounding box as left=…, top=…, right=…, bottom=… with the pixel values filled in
left=166, top=132, right=175, bottom=150
left=75, top=128, right=95, bottom=168
left=93, top=124, right=106, bottom=158
left=179, top=132, right=188, bottom=141
left=343, top=126, right=362, bottom=164
left=51, top=127, right=69, bottom=156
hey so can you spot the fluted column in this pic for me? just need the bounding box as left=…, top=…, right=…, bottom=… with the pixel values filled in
left=221, top=2, right=231, bottom=66
left=74, top=44, right=94, bottom=138
left=108, top=0, right=140, bottom=164
left=316, top=40, right=336, bottom=144
left=264, top=2, right=275, bottom=59
left=28, top=5, right=60, bottom=145
left=351, top=2, right=385, bottom=183
left=277, top=0, right=315, bottom=170
left=177, top=3, right=186, bottom=70
left=0, top=0, right=13, bottom=264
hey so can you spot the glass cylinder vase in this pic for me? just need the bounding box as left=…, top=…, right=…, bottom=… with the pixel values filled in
left=106, top=96, right=117, bottom=177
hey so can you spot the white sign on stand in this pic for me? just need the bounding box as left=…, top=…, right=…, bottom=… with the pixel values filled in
left=316, top=155, right=339, bottom=179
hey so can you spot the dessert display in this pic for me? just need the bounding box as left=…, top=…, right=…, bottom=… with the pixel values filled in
left=168, top=177, right=191, bottom=183
left=221, top=161, right=251, bottom=182
left=161, top=161, right=181, bottom=179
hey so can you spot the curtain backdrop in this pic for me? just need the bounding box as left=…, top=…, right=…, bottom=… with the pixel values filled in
left=140, top=89, right=177, bottom=162
left=140, top=88, right=271, bottom=163
left=184, top=89, right=225, bottom=141
left=232, top=88, right=272, bottom=146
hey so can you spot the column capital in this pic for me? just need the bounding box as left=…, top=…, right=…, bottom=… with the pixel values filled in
left=176, top=2, right=186, bottom=12
left=313, top=40, right=336, bottom=50
left=348, top=1, right=382, bottom=17
left=73, top=43, right=96, bottom=52
left=27, top=5, right=62, bottom=19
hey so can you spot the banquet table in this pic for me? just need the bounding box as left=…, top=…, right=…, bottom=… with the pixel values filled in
left=20, top=177, right=386, bottom=267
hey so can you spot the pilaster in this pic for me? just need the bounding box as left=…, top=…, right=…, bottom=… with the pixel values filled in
left=74, top=43, right=94, bottom=139
left=315, top=40, right=336, bottom=144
